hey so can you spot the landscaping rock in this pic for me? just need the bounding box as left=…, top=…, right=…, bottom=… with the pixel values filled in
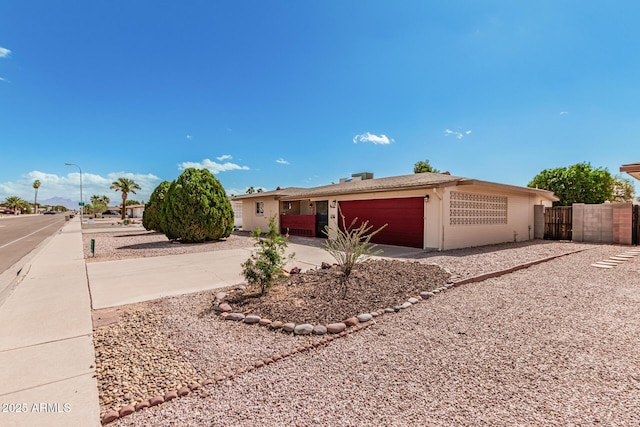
left=384, top=307, right=395, bottom=313
left=357, top=313, right=373, bottom=322
left=282, top=322, right=296, bottom=332
left=294, top=324, right=314, bottom=335
left=226, top=312, right=245, bottom=321
left=164, top=390, right=178, bottom=401
left=345, top=317, right=359, bottom=326
left=134, top=401, right=149, bottom=411
left=243, top=314, right=261, bottom=324
left=408, top=297, right=420, bottom=304
left=215, top=291, right=227, bottom=301
left=290, top=267, right=302, bottom=274
left=259, top=318, right=272, bottom=326
left=217, top=303, right=232, bottom=312
left=312, top=324, right=327, bottom=335
left=102, top=410, right=119, bottom=424
left=149, top=395, right=164, bottom=406
left=400, top=302, right=412, bottom=309
left=326, top=323, right=347, bottom=334
left=178, top=386, right=191, bottom=396
left=119, top=405, right=135, bottom=417
left=420, top=291, right=434, bottom=299
left=321, top=262, right=332, bottom=269
left=270, top=320, right=284, bottom=329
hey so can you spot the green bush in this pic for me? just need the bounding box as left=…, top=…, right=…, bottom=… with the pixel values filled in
left=161, top=168, right=234, bottom=243
left=242, top=216, right=293, bottom=295
left=142, top=181, right=171, bottom=232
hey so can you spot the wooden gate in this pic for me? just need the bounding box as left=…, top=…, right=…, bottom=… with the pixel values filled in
left=544, top=206, right=572, bottom=240
left=633, top=205, right=639, bottom=246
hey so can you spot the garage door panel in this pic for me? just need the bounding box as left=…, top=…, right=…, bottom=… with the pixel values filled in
left=339, top=198, right=423, bottom=248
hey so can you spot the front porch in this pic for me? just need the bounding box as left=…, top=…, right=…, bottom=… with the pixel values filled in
left=279, top=199, right=329, bottom=238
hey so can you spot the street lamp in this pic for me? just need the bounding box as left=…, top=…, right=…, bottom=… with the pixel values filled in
left=65, top=163, right=83, bottom=223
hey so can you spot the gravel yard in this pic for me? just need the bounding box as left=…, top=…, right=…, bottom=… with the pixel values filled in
left=89, top=235, right=640, bottom=426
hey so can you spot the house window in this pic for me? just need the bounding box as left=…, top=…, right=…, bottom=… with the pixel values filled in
left=256, top=202, right=264, bottom=216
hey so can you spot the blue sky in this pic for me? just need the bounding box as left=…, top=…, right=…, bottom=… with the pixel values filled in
left=1, top=1, right=639, bottom=206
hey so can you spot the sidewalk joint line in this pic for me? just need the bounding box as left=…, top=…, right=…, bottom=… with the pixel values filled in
left=0, top=371, right=95, bottom=397
left=0, top=333, right=93, bottom=353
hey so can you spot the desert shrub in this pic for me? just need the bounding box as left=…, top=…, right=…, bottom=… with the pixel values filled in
left=142, top=181, right=171, bottom=232
left=161, top=168, right=234, bottom=243
left=242, top=216, right=293, bottom=295
left=323, top=214, right=387, bottom=298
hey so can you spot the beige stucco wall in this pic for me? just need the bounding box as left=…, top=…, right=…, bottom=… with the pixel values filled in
left=241, top=197, right=280, bottom=232
left=441, top=184, right=553, bottom=250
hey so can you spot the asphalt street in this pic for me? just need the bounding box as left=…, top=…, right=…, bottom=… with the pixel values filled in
left=0, top=214, right=66, bottom=273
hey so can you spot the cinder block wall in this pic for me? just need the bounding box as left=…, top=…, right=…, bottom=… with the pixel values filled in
left=572, top=203, right=614, bottom=243
left=612, top=203, right=633, bottom=245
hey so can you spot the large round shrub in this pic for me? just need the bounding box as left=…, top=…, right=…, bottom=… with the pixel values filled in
left=161, top=168, right=234, bottom=243
left=142, top=181, right=171, bottom=232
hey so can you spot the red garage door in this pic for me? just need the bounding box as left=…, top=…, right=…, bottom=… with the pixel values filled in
left=339, top=198, right=424, bottom=248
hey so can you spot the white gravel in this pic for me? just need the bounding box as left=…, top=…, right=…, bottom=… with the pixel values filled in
left=97, top=239, right=640, bottom=426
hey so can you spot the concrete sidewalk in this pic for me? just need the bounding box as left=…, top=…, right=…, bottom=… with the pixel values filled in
left=0, top=219, right=100, bottom=427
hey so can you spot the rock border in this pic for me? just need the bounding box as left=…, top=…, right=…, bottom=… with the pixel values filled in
left=100, top=248, right=592, bottom=425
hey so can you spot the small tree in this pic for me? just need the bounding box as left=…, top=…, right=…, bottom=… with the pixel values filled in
left=322, top=215, right=387, bottom=298
left=414, top=160, right=440, bottom=174
left=611, top=175, right=635, bottom=203
left=528, top=162, right=614, bottom=206
left=242, top=216, right=293, bottom=295
left=162, top=168, right=234, bottom=242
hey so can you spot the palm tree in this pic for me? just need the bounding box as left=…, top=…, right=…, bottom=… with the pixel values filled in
left=110, top=178, right=141, bottom=220
left=4, top=196, right=27, bottom=213
left=246, top=186, right=255, bottom=194
left=33, top=180, right=41, bottom=214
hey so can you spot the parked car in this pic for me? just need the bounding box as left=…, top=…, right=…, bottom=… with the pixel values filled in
left=1, top=209, right=15, bottom=214
left=43, top=211, right=56, bottom=215
left=102, top=210, right=120, bottom=216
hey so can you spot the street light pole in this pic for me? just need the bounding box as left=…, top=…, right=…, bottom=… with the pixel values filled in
left=65, top=163, right=83, bottom=223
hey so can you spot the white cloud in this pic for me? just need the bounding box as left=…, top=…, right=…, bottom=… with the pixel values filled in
left=186, top=134, right=193, bottom=140
left=0, top=47, right=11, bottom=58
left=178, top=158, right=250, bottom=174
left=216, top=154, right=232, bottom=161
left=0, top=170, right=161, bottom=205
left=560, top=111, right=569, bottom=115
left=444, top=129, right=472, bottom=139
left=276, top=158, right=290, bottom=165
left=352, top=132, right=393, bottom=145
